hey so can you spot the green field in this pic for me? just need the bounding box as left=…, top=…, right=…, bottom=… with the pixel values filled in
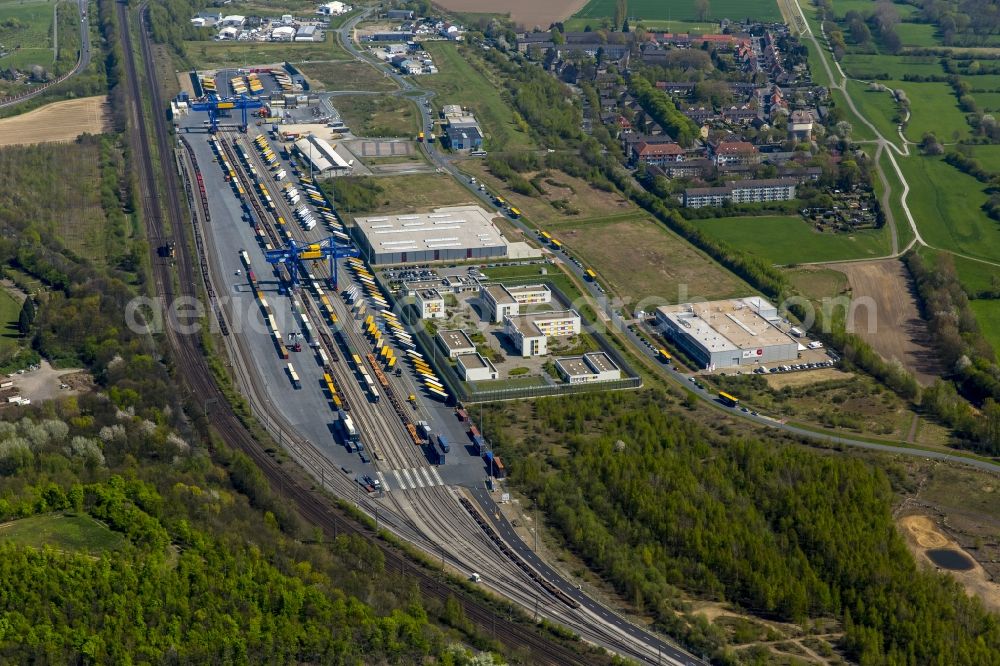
left=828, top=0, right=918, bottom=19
left=970, top=300, right=1000, bottom=354
left=959, top=74, right=1000, bottom=90
left=0, top=514, right=125, bottom=554
left=969, top=145, right=1000, bottom=172
left=895, top=22, right=940, bottom=47
left=697, top=215, right=891, bottom=264
left=841, top=54, right=944, bottom=80
left=421, top=42, right=533, bottom=151
left=295, top=60, right=397, bottom=92
left=562, top=17, right=720, bottom=32
left=889, top=80, right=969, bottom=141
left=786, top=267, right=850, bottom=301
left=0, top=0, right=57, bottom=69
left=332, top=94, right=419, bottom=137
left=901, top=156, right=1000, bottom=263
left=877, top=146, right=915, bottom=249
left=846, top=80, right=901, bottom=141
left=0, top=287, right=21, bottom=356
left=574, top=0, right=782, bottom=22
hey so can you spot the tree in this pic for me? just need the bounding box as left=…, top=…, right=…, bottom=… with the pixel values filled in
left=613, top=0, right=626, bottom=32
left=695, top=0, right=710, bottom=22
left=17, top=297, right=34, bottom=336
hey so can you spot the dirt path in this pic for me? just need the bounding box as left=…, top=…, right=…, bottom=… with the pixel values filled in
left=0, top=96, right=110, bottom=146
left=831, top=259, right=942, bottom=385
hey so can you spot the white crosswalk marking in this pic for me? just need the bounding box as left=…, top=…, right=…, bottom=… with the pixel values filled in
left=401, top=468, right=416, bottom=489
left=376, top=471, right=388, bottom=491
left=410, top=467, right=426, bottom=488
left=392, top=469, right=404, bottom=491
left=429, top=466, right=444, bottom=485
left=418, top=466, right=434, bottom=487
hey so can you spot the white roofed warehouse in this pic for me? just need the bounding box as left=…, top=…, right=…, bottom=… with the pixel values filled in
left=654, top=297, right=798, bottom=370
left=353, top=205, right=509, bottom=265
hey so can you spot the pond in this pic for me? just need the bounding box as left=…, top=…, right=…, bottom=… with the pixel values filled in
left=926, top=548, right=975, bottom=571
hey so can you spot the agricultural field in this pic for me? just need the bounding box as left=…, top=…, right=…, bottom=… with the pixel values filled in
left=785, top=266, right=850, bottom=302
left=840, top=54, right=944, bottom=80
left=0, top=95, right=109, bottom=147
left=970, top=300, right=1000, bottom=354
left=547, top=213, right=750, bottom=306
left=331, top=94, right=420, bottom=137
left=574, top=0, right=782, bottom=22
left=295, top=60, right=397, bottom=92
left=696, top=215, right=891, bottom=265
left=0, top=514, right=125, bottom=554
left=421, top=42, right=534, bottom=151
left=457, top=160, right=634, bottom=225
left=0, top=0, right=56, bottom=71
left=899, top=156, right=1000, bottom=263
left=432, top=0, right=585, bottom=28
left=182, top=39, right=346, bottom=69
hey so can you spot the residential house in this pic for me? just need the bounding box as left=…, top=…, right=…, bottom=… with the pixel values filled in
left=712, top=140, right=760, bottom=166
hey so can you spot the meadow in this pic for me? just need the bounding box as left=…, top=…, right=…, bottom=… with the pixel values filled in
left=890, top=80, right=969, bottom=141
left=696, top=215, right=891, bottom=265
left=828, top=0, right=918, bottom=19
left=900, top=156, right=1000, bottom=263
left=840, top=54, right=944, bottom=80
left=0, top=513, right=125, bottom=554
left=895, top=22, right=940, bottom=48
left=843, top=79, right=900, bottom=142
left=295, top=60, right=397, bottom=92
left=182, top=39, right=347, bottom=69
left=970, top=300, right=1000, bottom=353
left=421, top=42, right=534, bottom=151
left=0, top=0, right=56, bottom=69
left=331, top=94, right=419, bottom=137
left=573, top=0, right=782, bottom=23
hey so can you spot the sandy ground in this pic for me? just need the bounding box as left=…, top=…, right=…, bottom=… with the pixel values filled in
left=832, top=259, right=942, bottom=385
left=433, top=0, right=589, bottom=29
left=0, top=360, right=91, bottom=405
left=900, top=515, right=1000, bottom=612
left=0, top=96, right=110, bottom=147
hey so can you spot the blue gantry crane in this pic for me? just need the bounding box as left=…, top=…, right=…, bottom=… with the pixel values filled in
left=189, top=94, right=265, bottom=133
left=264, top=237, right=360, bottom=289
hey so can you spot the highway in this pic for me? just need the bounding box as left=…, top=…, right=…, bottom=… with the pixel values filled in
left=0, top=0, right=91, bottom=108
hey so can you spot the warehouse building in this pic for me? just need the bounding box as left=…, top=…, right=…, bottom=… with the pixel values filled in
left=294, top=135, right=352, bottom=174
left=655, top=297, right=798, bottom=369
left=556, top=352, right=621, bottom=384
left=456, top=353, right=498, bottom=381
left=504, top=310, right=581, bottom=357
left=480, top=283, right=551, bottom=323
left=354, top=205, right=509, bottom=265
left=437, top=329, right=476, bottom=358
left=415, top=288, right=445, bottom=319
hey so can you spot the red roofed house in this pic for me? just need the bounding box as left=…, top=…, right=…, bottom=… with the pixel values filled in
left=632, top=141, right=685, bottom=167
left=711, top=140, right=760, bottom=166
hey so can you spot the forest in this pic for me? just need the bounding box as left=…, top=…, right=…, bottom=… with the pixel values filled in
left=483, top=391, right=1000, bottom=664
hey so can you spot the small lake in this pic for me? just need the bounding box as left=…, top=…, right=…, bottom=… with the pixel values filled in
left=926, top=548, right=975, bottom=571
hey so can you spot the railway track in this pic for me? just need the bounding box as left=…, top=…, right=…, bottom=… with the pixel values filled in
left=117, top=4, right=604, bottom=664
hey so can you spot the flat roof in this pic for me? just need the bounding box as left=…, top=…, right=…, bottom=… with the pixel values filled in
left=355, top=205, right=507, bottom=255
left=506, top=284, right=549, bottom=297
left=456, top=352, right=487, bottom=369
left=507, top=310, right=579, bottom=337
left=556, top=357, right=591, bottom=377
left=583, top=351, right=617, bottom=373
left=657, top=299, right=793, bottom=351
left=403, top=279, right=445, bottom=291
left=438, top=328, right=475, bottom=352
left=484, top=284, right=514, bottom=304
left=294, top=135, right=350, bottom=170
left=417, top=288, right=442, bottom=301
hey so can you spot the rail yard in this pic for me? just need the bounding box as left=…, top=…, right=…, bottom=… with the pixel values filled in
left=109, top=1, right=704, bottom=663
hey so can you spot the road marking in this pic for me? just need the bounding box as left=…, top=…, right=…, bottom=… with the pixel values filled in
left=400, top=467, right=416, bottom=489
left=391, top=469, right=403, bottom=490
left=376, top=471, right=388, bottom=491
left=429, top=466, right=444, bottom=485
left=410, top=467, right=425, bottom=488
left=418, top=466, right=434, bottom=486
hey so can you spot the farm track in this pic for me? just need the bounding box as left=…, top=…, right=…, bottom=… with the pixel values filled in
left=117, top=3, right=596, bottom=663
